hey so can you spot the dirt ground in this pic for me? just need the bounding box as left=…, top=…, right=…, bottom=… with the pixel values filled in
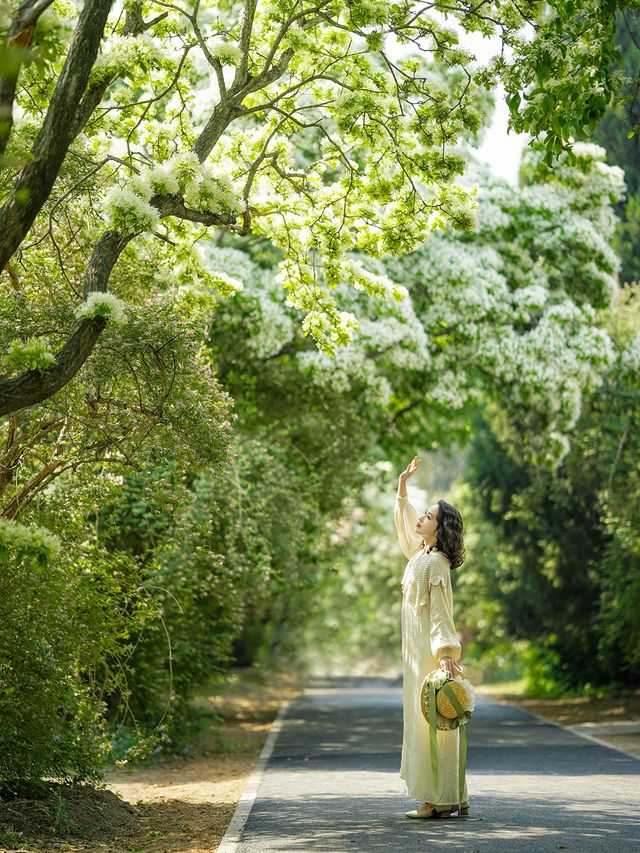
left=2, top=673, right=639, bottom=853
left=0, top=665, right=307, bottom=853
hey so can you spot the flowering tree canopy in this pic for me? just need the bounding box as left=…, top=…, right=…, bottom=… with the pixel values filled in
left=0, top=0, right=633, bottom=416
left=209, top=141, right=628, bottom=467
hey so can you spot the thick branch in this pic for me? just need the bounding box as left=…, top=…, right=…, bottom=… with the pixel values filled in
left=154, top=193, right=245, bottom=228
left=0, top=0, right=113, bottom=271
left=0, top=230, right=132, bottom=417
left=0, top=176, right=252, bottom=417
left=192, top=98, right=242, bottom=163
left=2, top=457, right=61, bottom=519
left=70, top=6, right=169, bottom=140
left=0, top=0, right=55, bottom=157
left=235, top=0, right=258, bottom=81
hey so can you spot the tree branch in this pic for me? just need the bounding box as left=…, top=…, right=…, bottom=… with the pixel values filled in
left=0, top=0, right=113, bottom=271
left=0, top=0, right=55, bottom=157
left=0, top=229, right=132, bottom=417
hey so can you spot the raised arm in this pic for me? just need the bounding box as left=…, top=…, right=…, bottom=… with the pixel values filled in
left=394, top=456, right=424, bottom=559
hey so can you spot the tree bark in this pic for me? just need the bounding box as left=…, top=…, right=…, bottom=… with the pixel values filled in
left=0, top=230, right=132, bottom=416
left=0, top=0, right=113, bottom=271
left=0, top=0, right=55, bottom=157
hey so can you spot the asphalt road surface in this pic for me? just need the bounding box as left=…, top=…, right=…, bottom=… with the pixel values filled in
left=230, top=676, right=640, bottom=852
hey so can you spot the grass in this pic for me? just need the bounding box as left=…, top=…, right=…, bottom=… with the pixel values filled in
left=0, top=827, right=23, bottom=849
left=476, top=678, right=528, bottom=696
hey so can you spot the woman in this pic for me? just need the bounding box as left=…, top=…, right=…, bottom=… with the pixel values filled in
left=395, top=455, right=469, bottom=819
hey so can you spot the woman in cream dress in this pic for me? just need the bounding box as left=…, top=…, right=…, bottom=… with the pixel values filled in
left=395, top=455, right=469, bottom=818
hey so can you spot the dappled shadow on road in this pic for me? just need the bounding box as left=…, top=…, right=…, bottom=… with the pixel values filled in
left=231, top=677, right=640, bottom=850
left=273, top=689, right=640, bottom=778
left=238, top=793, right=639, bottom=851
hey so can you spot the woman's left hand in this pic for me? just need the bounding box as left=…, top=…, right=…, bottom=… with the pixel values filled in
left=440, top=656, right=463, bottom=678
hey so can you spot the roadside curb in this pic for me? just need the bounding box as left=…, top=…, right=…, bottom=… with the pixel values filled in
left=216, top=692, right=300, bottom=852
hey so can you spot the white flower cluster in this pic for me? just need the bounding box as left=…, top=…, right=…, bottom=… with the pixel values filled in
left=171, top=243, right=244, bottom=319
left=473, top=300, right=615, bottom=434
left=520, top=143, right=626, bottom=253
left=76, top=292, right=127, bottom=325
left=104, top=186, right=160, bottom=234
left=252, top=290, right=296, bottom=358
left=372, top=140, right=624, bottom=468
left=620, top=332, right=640, bottom=376
left=300, top=307, right=360, bottom=351
left=103, top=153, right=245, bottom=233
left=91, top=33, right=163, bottom=85
left=0, top=518, right=61, bottom=563
left=206, top=269, right=245, bottom=298
left=511, top=283, right=549, bottom=314
left=297, top=345, right=393, bottom=406
left=141, top=164, right=180, bottom=197
left=204, top=247, right=295, bottom=358
left=428, top=668, right=450, bottom=690
left=208, top=39, right=242, bottom=65
left=338, top=258, right=409, bottom=303
left=426, top=369, right=474, bottom=410
left=183, top=170, right=244, bottom=216
left=159, top=153, right=245, bottom=215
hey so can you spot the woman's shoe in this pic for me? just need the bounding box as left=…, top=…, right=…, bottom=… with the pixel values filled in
left=406, top=803, right=451, bottom=819
left=405, top=801, right=469, bottom=819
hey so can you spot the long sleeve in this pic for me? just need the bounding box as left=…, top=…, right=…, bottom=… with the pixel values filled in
left=429, top=565, right=462, bottom=663
left=394, top=494, right=424, bottom=559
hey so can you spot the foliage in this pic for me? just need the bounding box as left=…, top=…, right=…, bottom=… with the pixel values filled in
left=0, top=518, right=153, bottom=787
left=2, top=0, right=637, bottom=416
left=1, top=0, right=638, bottom=787
left=593, top=10, right=640, bottom=284
left=461, top=285, right=640, bottom=691
left=498, top=0, right=624, bottom=165
left=0, top=288, right=233, bottom=521
left=385, top=141, right=623, bottom=469
left=94, top=472, right=245, bottom=744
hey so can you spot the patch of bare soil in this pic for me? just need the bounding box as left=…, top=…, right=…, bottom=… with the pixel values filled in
left=0, top=665, right=307, bottom=853
left=0, top=783, right=139, bottom=847
left=480, top=688, right=640, bottom=757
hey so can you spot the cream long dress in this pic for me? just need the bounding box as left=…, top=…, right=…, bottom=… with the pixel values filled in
left=395, top=493, right=468, bottom=806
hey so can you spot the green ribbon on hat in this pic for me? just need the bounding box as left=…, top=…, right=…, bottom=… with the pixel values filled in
left=428, top=679, right=439, bottom=793
left=427, top=680, right=468, bottom=810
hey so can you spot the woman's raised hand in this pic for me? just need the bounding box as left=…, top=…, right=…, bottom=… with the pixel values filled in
left=400, top=456, right=420, bottom=482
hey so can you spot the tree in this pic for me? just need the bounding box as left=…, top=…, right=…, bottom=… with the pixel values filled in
left=459, top=284, right=640, bottom=691
left=0, top=0, right=485, bottom=416
left=1, top=0, right=636, bottom=417
left=592, top=9, right=640, bottom=284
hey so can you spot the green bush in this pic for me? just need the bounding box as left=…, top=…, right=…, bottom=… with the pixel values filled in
left=0, top=520, right=150, bottom=787
left=117, top=475, right=245, bottom=740
left=521, top=639, right=573, bottom=698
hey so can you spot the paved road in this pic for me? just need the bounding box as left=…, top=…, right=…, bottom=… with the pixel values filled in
left=231, top=676, right=640, bottom=852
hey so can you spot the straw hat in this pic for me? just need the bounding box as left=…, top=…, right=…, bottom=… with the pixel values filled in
left=436, top=679, right=469, bottom=718
left=420, top=670, right=475, bottom=731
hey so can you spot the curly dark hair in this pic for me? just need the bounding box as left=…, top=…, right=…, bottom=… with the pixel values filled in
left=434, top=499, right=465, bottom=570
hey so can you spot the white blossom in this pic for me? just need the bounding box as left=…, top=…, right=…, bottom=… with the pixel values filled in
left=104, top=186, right=160, bottom=233
left=76, top=292, right=127, bottom=325
left=620, top=332, right=640, bottom=376
left=208, top=40, right=242, bottom=65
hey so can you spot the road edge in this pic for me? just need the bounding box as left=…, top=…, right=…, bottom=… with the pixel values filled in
left=216, top=692, right=299, bottom=852
left=484, top=693, right=640, bottom=762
